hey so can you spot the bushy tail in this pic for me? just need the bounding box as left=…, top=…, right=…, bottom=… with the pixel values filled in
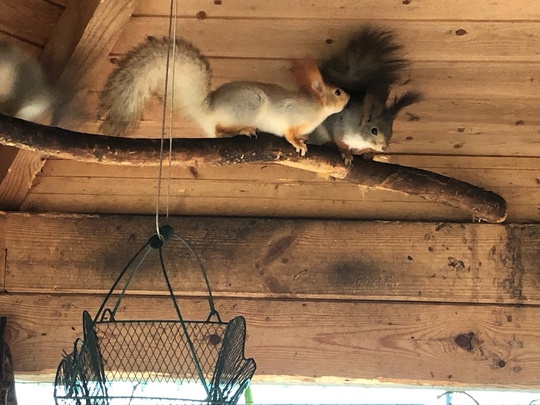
left=319, top=26, right=408, bottom=101
left=0, top=41, right=55, bottom=123
left=98, top=36, right=211, bottom=136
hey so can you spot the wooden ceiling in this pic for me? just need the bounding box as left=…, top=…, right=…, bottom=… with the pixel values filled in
left=1, top=1, right=540, bottom=387
left=0, top=0, right=539, bottom=222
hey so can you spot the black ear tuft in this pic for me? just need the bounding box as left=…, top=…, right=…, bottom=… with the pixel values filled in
left=389, top=91, right=422, bottom=117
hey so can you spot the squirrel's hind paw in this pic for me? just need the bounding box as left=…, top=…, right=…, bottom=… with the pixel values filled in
left=294, top=139, right=308, bottom=157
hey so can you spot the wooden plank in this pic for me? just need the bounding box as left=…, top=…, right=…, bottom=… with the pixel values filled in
left=24, top=194, right=539, bottom=223
left=0, top=148, right=45, bottom=211
left=38, top=157, right=540, bottom=179
left=134, top=0, right=540, bottom=21
left=3, top=293, right=540, bottom=388
left=21, top=176, right=540, bottom=207
left=0, top=0, right=139, bottom=212
left=0, top=0, right=63, bottom=47
left=33, top=157, right=540, bottom=207
left=93, top=59, right=540, bottom=100
left=112, top=19, right=540, bottom=62
left=97, top=94, right=539, bottom=131
left=19, top=193, right=482, bottom=221
left=23, top=157, right=540, bottom=222
left=77, top=97, right=540, bottom=157
left=4, top=214, right=540, bottom=303
left=40, top=0, right=140, bottom=126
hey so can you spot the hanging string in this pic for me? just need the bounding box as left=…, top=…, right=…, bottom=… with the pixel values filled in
left=155, top=0, right=179, bottom=238
left=152, top=0, right=218, bottom=324
left=166, top=0, right=179, bottom=220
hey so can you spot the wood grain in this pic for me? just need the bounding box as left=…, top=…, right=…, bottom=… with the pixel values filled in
left=77, top=110, right=540, bottom=158
left=38, top=156, right=540, bottom=180
left=22, top=156, right=539, bottom=222
left=24, top=177, right=532, bottom=204
left=0, top=0, right=62, bottom=47
left=40, top=0, right=140, bottom=126
left=93, top=59, right=540, bottom=100
left=0, top=149, right=45, bottom=211
left=2, top=293, right=540, bottom=388
left=18, top=194, right=497, bottom=221
left=112, top=19, right=540, bottom=62
left=3, top=213, right=539, bottom=303
left=133, top=0, right=540, bottom=21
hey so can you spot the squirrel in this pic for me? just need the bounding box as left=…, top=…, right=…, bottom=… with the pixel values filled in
left=309, top=26, right=422, bottom=165
left=0, top=41, right=55, bottom=123
left=98, top=36, right=349, bottom=156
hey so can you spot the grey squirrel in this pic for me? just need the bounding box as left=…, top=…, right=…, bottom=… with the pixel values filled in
left=309, top=26, right=422, bottom=165
left=98, top=36, right=349, bottom=155
left=0, top=41, right=55, bottom=123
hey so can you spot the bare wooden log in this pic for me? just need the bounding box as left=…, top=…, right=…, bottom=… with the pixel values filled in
left=345, top=161, right=507, bottom=223
left=0, top=114, right=507, bottom=223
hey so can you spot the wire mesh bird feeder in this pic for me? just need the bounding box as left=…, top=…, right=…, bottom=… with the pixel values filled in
left=54, top=224, right=256, bottom=405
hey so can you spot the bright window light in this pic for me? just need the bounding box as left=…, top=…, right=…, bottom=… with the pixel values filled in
left=14, top=380, right=540, bottom=405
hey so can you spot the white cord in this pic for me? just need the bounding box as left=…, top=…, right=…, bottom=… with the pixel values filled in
left=155, top=0, right=179, bottom=238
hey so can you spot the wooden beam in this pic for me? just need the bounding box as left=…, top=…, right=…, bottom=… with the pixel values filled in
left=0, top=0, right=138, bottom=211
left=21, top=156, right=536, bottom=222
left=1, top=213, right=539, bottom=386
left=0, top=0, right=62, bottom=47
left=3, top=293, right=540, bottom=388
left=40, top=0, right=139, bottom=126
left=113, top=19, right=540, bottom=62
left=3, top=213, right=539, bottom=304
left=0, top=147, right=45, bottom=211
left=0, top=115, right=507, bottom=222
left=134, top=0, right=540, bottom=21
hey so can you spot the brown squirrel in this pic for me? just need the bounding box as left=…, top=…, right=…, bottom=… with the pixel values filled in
left=98, top=36, right=349, bottom=156
left=309, top=26, right=422, bottom=165
left=0, top=41, right=55, bottom=123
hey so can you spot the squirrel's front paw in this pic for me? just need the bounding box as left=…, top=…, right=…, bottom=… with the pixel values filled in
left=339, top=149, right=354, bottom=166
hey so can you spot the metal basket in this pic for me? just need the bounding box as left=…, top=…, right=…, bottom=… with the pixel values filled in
left=54, top=225, right=256, bottom=405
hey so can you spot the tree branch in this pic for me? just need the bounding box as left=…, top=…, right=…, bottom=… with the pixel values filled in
left=0, top=114, right=507, bottom=223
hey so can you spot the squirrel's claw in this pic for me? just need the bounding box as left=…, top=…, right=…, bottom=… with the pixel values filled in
left=295, top=140, right=308, bottom=157
left=339, top=148, right=354, bottom=167
left=238, top=126, right=258, bottom=138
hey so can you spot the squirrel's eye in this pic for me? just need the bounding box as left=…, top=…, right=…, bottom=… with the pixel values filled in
left=371, top=127, right=379, bottom=135
left=334, top=89, right=341, bottom=96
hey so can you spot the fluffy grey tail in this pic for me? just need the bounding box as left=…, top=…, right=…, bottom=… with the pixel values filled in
left=319, top=26, right=409, bottom=101
left=0, top=41, right=54, bottom=122
left=98, top=36, right=211, bottom=136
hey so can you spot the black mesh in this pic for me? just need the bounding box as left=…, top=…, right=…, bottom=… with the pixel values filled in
left=54, top=226, right=256, bottom=404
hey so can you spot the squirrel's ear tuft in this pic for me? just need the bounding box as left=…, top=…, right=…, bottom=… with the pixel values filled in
left=389, top=91, right=422, bottom=117
left=291, top=58, right=325, bottom=98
